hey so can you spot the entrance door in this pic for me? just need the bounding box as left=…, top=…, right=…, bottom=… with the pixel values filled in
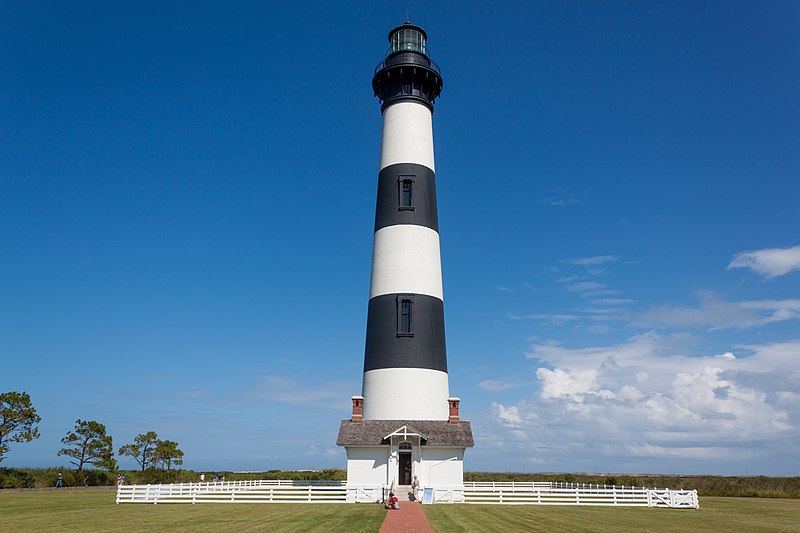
left=398, top=453, right=412, bottom=485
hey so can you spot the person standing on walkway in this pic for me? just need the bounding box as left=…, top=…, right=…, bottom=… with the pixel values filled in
left=55, top=472, right=63, bottom=488
left=411, top=476, right=420, bottom=502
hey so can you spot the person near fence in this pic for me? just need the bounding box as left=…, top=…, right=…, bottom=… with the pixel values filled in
left=200, top=473, right=205, bottom=482
left=55, top=472, right=63, bottom=488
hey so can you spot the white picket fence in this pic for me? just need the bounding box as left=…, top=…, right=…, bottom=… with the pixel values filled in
left=116, top=480, right=359, bottom=504
left=117, top=479, right=697, bottom=508
left=461, top=482, right=699, bottom=508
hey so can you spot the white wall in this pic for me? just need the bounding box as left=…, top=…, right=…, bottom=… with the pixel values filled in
left=420, top=447, right=465, bottom=489
left=346, top=447, right=389, bottom=487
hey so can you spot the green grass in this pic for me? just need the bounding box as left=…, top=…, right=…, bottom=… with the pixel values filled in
left=0, top=489, right=385, bottom=532
left=423, top=497, right=800, bottom=532
left=2, top=491, right=799, bottom=532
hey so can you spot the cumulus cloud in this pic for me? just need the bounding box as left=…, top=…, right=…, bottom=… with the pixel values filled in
left=487, top=334, right=800, bottom=468
left=729, top=245, right=800, bottom=279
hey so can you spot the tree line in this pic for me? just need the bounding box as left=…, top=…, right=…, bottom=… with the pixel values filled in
left=1, top=391, right=183, bottom=473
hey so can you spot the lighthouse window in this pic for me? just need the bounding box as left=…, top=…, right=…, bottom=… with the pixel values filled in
left=397, top=295, right=414, bottom=336
left=399, top=177, right=414, bottom=210
left=401, top=301, right=412, bottom=334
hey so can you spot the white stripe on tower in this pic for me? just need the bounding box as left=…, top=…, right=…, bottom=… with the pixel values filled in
left=363, top=23, right=448, bottom=421
left=369, top=225, right=443, bottom=300
left=380, top=102, right=436, bottom=171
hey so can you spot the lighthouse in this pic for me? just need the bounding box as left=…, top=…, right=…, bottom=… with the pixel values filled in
left=338, top=22, right=473, bottom=503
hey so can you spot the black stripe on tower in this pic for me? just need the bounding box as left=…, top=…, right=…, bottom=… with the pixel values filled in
left=364, top=294, right=447, bottom=372
left=374, top=163, right=438, bottom=232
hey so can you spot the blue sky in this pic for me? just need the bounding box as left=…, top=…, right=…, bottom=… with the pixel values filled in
left=2, top=1, right=798, bottom=475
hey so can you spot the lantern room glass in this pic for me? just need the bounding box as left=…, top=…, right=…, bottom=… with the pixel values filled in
left=391, top=28, right=426, bottom=55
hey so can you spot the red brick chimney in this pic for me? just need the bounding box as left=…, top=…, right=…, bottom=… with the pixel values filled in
left=351, top=396, right=364, bottom=422
left=448, top=397, right=460, bottom=423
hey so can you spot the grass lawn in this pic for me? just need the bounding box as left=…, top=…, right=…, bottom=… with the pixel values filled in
left=0, top=489, right=385, bottom=532
left=2, top=490, right=799, bottom=532
left=423, top=497, right=800, bottom=533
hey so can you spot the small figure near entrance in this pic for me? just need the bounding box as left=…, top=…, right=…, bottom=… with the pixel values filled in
left=411, top=475, right=420, bottom=502
left=385, top=492, right=399, bottom=510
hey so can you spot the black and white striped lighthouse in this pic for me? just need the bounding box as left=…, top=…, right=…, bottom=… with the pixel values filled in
left=362, top=22, right=449, bottom=421
left=338, top=23, right=471, bottom=498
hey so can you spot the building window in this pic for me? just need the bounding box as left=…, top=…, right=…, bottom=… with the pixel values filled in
left=397, top=295, right=414, bottom=337
left=399, top=176, right=414, bottom=211
left=399, top=442, right=412, bottom=451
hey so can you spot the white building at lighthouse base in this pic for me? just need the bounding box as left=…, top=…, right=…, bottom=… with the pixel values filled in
left=337, top=397, right=473, bottom=503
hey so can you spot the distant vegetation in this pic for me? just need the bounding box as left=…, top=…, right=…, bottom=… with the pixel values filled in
left=464, top=472, right=800, bottom=499
left=0, top=468, right=346, bottom=489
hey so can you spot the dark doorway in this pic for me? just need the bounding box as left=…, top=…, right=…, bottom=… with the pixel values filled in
left=398, top=453, right=412, bottom=485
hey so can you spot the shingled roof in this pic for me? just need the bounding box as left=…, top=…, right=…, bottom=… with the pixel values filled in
left=337, top=419, right=474, bottom=447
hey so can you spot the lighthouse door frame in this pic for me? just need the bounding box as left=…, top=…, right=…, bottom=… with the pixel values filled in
left=398, top=441, right=413, bottom=485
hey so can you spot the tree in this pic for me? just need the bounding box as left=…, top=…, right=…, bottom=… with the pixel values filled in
left=0, top=391, right=41, bottom=463
left=153, top=439, right=183, bottom=470
left=119, top=431, right=158, bottom=471
left=57, top=419, right=116, bottom=472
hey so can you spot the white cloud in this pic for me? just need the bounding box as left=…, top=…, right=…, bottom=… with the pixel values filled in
left=493, top=404, right=523, bottom=425
left=250, top=376, right=356, bottom=410
left=487, top=335, right=800, bottom=468
left=479, top=378, right=534, bottom=392
left=568, top=255, right=620, bottom=267
left=640, top=291, right=800, bottom=329
left=564, top=281, right=606, bottom=293
left=591, top=298, right=635, bottom=306
left=729, top=245, right=800, bottom=279
left=542, top=197, right=581, bottom=206
left=526, top=313, right=581, bottom=325
left=496, top=286, right=514, bottom=293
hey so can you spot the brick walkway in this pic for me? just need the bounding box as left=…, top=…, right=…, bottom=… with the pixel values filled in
left=380, top=501, right=434, bottom=533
